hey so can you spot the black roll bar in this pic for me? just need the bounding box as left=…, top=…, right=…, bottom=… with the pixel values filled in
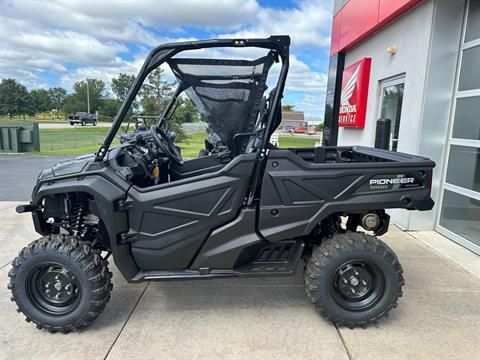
left=94, top=36, right=290, bottom=161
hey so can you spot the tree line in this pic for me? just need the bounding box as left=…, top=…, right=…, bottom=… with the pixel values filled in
left=0, top=69, right=201, bottom=128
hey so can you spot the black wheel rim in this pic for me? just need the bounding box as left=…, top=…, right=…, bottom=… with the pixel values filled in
left=330, top=260, right=385, bottom=311
left=26, top=262, right=81, bottom=315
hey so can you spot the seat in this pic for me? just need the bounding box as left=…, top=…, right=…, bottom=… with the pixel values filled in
left=244, top=87, right=281, bottom=153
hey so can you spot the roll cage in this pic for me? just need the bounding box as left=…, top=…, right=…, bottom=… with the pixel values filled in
left=94, top=36, right=290, bottom=162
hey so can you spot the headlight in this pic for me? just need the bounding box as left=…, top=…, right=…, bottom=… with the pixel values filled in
left=38, top=168, right=54, bottom=180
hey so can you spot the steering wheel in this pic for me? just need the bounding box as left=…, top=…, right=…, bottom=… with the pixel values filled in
left=150, top=125, right=183, bottom=165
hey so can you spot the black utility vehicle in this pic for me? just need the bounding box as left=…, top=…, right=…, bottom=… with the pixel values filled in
left=10, top=36, right=435, bottom=332
left=68, top=112, right=97, bottom=126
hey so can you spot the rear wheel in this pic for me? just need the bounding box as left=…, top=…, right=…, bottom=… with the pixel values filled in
left=81, top=120, right=85, bottom=126
left=8, top=235, right=112, bottom=333
left=304, top=232, right=404, bottom=328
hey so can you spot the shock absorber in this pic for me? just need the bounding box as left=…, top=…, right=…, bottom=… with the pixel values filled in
left=69, top=193, right=88, bottom=235
left=320, top=215, right=344, bottom=239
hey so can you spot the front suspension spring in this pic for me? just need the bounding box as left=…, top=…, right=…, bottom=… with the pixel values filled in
left=69, top=193, right=88, bottom=234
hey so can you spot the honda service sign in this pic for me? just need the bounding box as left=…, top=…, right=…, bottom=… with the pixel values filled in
left=339, top=58, right=371, bottom=128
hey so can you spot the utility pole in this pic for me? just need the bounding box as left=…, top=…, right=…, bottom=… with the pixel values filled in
left=85, top=79, right=90, bottom=114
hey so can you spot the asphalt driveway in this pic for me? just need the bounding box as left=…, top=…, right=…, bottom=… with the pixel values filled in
left=0, top=155, right=70, bottom=201
left=0, top=201, right=479, bottom=360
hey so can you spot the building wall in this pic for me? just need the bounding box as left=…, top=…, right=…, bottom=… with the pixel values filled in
left=337, top=0, right=435, bottom=228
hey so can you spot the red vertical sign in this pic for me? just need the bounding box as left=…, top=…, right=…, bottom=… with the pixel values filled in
left=339, top=58, right=371, bottom=128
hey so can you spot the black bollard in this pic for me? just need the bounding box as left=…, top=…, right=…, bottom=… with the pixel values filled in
left=375, top=118, right=391, bottom=150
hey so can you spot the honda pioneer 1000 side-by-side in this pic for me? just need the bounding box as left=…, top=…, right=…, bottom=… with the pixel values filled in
left=10, top=36, right=435, bottom=332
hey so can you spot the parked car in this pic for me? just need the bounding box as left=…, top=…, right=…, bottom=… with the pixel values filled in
left=10, top=36, right=435, bottom=332
left=294, top=126, right=306, bottom=133
left=282, top=123, right=295, bottom=133
left=69, top=112, right=97, bottom=126
left=307, top=127, right=317, bottom=135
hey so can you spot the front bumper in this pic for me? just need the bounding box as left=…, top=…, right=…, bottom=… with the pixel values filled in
left=15, top=203, right=49, bottom=236
left=32, top=210, right=49, bottom=236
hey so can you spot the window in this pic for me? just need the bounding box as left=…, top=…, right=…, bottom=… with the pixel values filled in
left=458, top=45, right=480, bottom=91
left=437, top=0, right=480, bottom=254
left=379, top=76, right=405, bottom=151
left=439, top=190, right=480, bottom=247
left=452, top=96, right=480, bottom=140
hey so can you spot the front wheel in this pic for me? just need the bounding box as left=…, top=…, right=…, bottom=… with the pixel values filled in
left=304, top=232, right=404, bottom=328
left=8, top=235, right=112, bottom=333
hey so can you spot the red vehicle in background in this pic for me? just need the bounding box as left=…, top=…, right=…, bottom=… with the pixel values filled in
left=294, top=127, right=306, bottom=134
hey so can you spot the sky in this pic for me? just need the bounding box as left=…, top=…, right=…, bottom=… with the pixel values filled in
left=0, top=0, right=333, bottom=121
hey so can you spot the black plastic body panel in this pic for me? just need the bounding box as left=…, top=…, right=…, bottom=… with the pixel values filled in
left=126, top=154, right=256, bottom=270
left=259, top=147, right=435, bottom=241
left=190, top=208, right=260, bottom=270
left=169, top=154, right=227, bottom=181
left=32, top=170, right=137, bottom=280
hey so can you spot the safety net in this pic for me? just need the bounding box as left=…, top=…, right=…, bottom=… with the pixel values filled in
left=168, top=52, right=277, bottom=149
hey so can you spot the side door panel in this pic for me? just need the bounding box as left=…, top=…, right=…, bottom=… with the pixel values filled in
left=126, top=156, right=255, bottom=270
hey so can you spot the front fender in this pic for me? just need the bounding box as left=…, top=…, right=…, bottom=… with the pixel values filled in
left=33, top=174, right=138, bottom=282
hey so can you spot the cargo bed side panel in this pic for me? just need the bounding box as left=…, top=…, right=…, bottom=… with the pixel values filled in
left=258, top=149, right=434, bottom=241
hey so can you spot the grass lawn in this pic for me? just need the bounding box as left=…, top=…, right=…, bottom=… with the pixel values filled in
left=277, top=135, right=319, bottom=148
left=177, top=131, right=207, bottom=158
left=36, top=128, right=320, bottom=156
left=39, top=128, right=114, bottom=155
left=37, top=128, right=207, bottom=156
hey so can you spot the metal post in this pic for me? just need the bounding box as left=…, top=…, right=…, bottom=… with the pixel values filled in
left=86, top=80, right=90, bottom=114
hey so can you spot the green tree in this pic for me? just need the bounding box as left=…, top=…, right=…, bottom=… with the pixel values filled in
left=74, top=79, right=107, bottom=113
left=174, top=98, right=200, bottom=123
left=112, top=73, right=135, bottom=101
left=48, top=87, right=67, bottom=117
left=61, top=78, right=107, bottom=116
left=62, top=95, right=85, bottom=116
left=140, top=68, right=186, bottom=141
left=100, top=98, right=122, bottom=120
left=282, top=104, right=295, bottom=111
left=112, top=73, right=139, bottom=113
left=30, top=88, right=52, bottom=113
left=140, top=68, right=172, bottom=114
left=0, top=78, right=34, bottom=118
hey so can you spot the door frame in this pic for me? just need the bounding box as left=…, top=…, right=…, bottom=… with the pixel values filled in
left=377, top=74, right=406, bottom=152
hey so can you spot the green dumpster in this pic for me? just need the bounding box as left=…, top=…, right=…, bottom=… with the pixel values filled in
left=0, top=122, right=40, bottom=152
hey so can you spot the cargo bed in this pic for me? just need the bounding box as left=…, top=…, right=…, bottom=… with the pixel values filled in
left=257, top=146, right=435, bottom=241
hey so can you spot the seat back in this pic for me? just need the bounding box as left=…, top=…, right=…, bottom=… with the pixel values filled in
left=244, top=86, right=282, bottom=153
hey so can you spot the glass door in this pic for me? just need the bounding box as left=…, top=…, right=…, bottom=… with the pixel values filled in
left=379, top=76, right=405, bottom=152
left=437, top=0, right=480, bottom=254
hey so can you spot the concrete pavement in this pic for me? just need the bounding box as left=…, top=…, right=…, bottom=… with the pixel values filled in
left=0, top=202, right=479, bottom=360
